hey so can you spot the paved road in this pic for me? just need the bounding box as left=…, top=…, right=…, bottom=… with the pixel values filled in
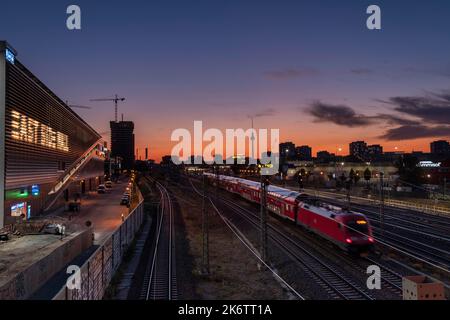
left=68, top=180, right=130, bottom=245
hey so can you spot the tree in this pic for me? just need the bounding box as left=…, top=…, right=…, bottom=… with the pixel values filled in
left=395, top=155, right=424, bottom=186
left=354, top=171, right=361, bottom=185
left=339, top=172, right=346, bottom=188
left=364, top=168, right=372, bottom=188
left=349, top=169, right=356, bottom=184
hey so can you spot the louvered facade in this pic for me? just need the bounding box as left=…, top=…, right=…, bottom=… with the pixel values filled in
left=0, top=42, right=105, bottom=228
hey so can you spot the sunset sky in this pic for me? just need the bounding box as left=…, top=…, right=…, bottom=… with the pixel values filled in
left=2, top=0, right=450, bottom=161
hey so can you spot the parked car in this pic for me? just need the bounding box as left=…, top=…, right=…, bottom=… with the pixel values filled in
left=105, top=181, right=113, bottom=189
left=120, top=196, right=130, bottom=206
left=42, top=224, right=65, bottom=235
left=97, top=184, right=106, bottom=194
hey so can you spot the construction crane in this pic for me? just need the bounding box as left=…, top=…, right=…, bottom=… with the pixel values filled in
left=90, top=94, right=126, bottom=122
left=65, top=101, right=93, bottom=110
left=69, top=105, right=92, bottom=110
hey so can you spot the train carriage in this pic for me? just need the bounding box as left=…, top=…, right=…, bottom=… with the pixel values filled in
left=203, top=173, right=374, bottom=254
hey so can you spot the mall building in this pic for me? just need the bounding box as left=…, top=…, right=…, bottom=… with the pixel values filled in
left=0, top=41, right=105, bottom=229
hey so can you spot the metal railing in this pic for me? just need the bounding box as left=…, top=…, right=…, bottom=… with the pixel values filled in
left=303, top=188, right=450, bottom=217
left=44, top=139, right=103, bottom=212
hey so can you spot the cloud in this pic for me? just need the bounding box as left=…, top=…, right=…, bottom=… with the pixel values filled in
left=304, top=96, right=450, bottom=141
left=403, top=66, right=450, bottom=78
left=305, top=102, right=418, bottom=128
left=248, top=108, right=276, bottom=119
left=305, top=102, right=373, bottom=127
left=384, top=93, right=450, bottom=125
left=374, top=114, right=420, bottom=126
left=380, top=125, right=450, bottom=140
left=264, top=67, right=319, bottom=80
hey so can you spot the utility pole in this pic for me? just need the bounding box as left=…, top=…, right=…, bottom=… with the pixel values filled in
left=298, top=172, right=303, bottom=192
left=444, top=177, right=447, bottom=200
left=260, top=175, right=268, bottom=262
left=215, top=165, right=219, bottom=201
left=201, top=174, right=209, bottom=274
left=345, top=179, right=352, bottom=211
left=379, top=172, right=384, bottom=236
left=250, top=117, right=255, bottom=161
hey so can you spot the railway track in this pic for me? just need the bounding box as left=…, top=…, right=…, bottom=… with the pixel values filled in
left=216, top=196, right=375, bottom=300
left=183, top=176, right=376, bottom=300
left=312, top=196, right=450, bottom=270
left=185, top=176, right=450, bottom=298
left=364, top=257, right=403, bottom=294
left=140, top=177, right=178, bottom=300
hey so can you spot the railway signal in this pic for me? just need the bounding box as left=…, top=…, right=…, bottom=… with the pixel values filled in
left=297, top=173, right=303, bottom=191
left=379, top=172, right=385, bottom=236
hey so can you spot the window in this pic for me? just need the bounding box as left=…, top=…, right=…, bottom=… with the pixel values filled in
left=346, top=220, right=369, bottom=234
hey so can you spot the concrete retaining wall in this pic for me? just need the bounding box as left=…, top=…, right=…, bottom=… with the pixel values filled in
left=0, top=228, right=93, bottom=300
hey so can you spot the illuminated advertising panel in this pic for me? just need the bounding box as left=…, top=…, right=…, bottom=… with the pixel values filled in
left=11, top=202, right=26, bottom=217
left=11, top=110, right=69, bottom=152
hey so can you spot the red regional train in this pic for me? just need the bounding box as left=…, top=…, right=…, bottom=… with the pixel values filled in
left=204, top=173, right=374, bottom=254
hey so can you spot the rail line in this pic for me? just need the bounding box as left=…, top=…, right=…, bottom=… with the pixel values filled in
left=217, top=195, right=376, bottom=300
left=313, top=196, right=450, bottom=270
left=187, top=178, right=306, bottom=299
left=140, top=177, right=178, bottom=300
left=187, top=177, right=375, bottom=300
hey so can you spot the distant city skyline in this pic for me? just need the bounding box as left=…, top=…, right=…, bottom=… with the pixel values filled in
left=2, top=1, right=450, bottom=161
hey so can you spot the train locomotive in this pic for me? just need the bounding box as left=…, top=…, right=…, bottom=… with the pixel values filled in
left=204, top=173, right=374, bottom=254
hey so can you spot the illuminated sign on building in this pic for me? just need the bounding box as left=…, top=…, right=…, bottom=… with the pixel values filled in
left=6, top=188, right=29, bottom=200
left=31, top=185, right=40, bottom=196
left=11, top=110, right=69, bottom=152
left=418, top=161, right=441, bottom=168
left=5, top=48, right=15, bottom=64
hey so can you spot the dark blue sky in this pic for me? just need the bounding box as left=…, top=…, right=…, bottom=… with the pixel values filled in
left=2, top=1, right=450, bottom=158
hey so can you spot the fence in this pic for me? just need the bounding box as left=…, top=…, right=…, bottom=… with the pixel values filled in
left=305, top=188, right=450, bottom=217
left=53, top=188, right=144, bottom=300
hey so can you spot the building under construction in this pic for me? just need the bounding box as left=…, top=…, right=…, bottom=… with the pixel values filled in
left=110, top=120, right=135, bottom=170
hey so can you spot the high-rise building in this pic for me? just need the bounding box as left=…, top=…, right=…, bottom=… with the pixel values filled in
left=430, top=140, right=450, bottom=155
left=367, top=144, right=383, bottom=156
left=279, top=142, right=296, bottom=160
left=296, top=145, right=312, bottom=161
left=110, top=121, right=135, bottom=170
left=316, top=151, right=334, bottom=163
left=349, top=141, right=368, bottom=160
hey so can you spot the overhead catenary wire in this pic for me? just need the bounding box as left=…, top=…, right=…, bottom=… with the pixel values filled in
left=188, top=178, right=305, bottom=300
